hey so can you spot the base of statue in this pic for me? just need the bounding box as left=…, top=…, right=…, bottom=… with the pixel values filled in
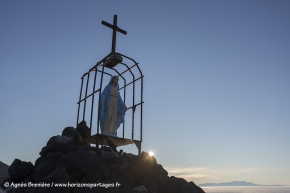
left=83, top=133, right=141, bottom=155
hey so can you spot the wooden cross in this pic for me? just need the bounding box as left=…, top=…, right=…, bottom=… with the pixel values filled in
left=102, top=14, right=127, bottom=53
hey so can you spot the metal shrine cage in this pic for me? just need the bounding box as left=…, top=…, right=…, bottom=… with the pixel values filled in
left=76, top=51, right=144, bottom=154
left=76, top=15, right=144, bottom=154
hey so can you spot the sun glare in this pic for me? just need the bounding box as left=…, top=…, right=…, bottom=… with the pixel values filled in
left=149, top=151, right=154, bottom=156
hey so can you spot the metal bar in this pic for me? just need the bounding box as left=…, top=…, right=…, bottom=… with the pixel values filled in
left=101, top=21, right=127, bottom=35
left=81, top=66, right=98, bottom=79
left=140, top=76, right=143, bottom=142
left=101, top=21, right=113, bottom=28
left=122, top=76, right=126, bottom=139
left=97, top=69, right=112, bottom=76
left=135, top=63, right=143, bottom=76
left=82, top=74, right=90, bottom=121
left=134, top=62, right=144, bottom=142
left=89, top=69, right=98, bottom=130
left=126, top=102, right=144, bottom=110
left=96, top=63, right=106, bottom=135
left=77, top=89, right=100, bottom=104
left=122, top=77, right=126, bottom=139
left=112, top=15, right=117, bottom=53
left=118, top=63, right=138, bottom=76
left=77, top=77, right=84, bottom=127
left=120, top=63, right=135, bottom=140
left=117, top=28, right=127, bottom=35
left=81, top=64, right=100, bottom=78
left=119, top=76, right=143, bottom=90
left=133, top=141, right=141, bottom=155
left=131, top=75, right=135, bottom=140
left=81, top=72, right=89, bottom=79
left=82, top=53, right=112, bottom=78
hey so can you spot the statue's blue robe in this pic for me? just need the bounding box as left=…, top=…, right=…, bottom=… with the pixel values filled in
left=99, top=76, right=126, bottom=133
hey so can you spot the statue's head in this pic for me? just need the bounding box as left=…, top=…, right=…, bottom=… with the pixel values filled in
left=110, top=75, right=119, bottom=85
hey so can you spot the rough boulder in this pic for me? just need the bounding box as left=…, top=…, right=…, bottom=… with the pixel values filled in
left=1, top=123, right=205, bottom=193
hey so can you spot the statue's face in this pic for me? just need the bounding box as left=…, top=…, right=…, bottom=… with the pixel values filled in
left=112, top=77, right=119, bottom=85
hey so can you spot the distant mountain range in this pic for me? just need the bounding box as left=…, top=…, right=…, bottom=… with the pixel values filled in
left=0, top=161, right=9, bottom=185
left=199, top=180, right=282, bottom=186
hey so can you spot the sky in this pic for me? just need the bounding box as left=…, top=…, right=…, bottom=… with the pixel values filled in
left=1, top=0, right=290, bottom=186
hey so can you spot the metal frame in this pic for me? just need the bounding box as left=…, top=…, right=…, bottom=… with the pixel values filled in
left=76, top=52, right=144, bottom=154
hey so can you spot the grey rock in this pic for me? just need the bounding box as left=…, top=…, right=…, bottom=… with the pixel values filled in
left=189, top=181, right=206, bottom=193
left=152, top=164, right=168, bottom=186
left=13, top=175, right=34, bottom=193
left=46, top=135, right=74, bottom=153
left=133, top=185, right=148, bottom=193
left=76, top=120, right=90, bottom=139
left=159, top=176, right=202, bottom=193
left=140, top=175, right=158, bottom=193
left=35, top=151, right=63, bottom=168
left=89, top=147, right=102, bottom=156
left=91, top=156, right=103, bottom=169
left=101, top=152, right=118, bottom=161
left=122, top=152, right=159, bottom=186
left=107, top=163, right=122, bottom=173
left=4, top=186, right=15, bottom=193
left=39, top=146, right=48, bottom=156
left=5, top=124, right=206, bottom=193
left=78, top=142, right=91, bottom=150
left=94, top=162, right=110, bottom=179
left=32, top=161, right=58, bottom=183
left=31, top=166, right=70, bottom=193
left=62, top=149, right=92, bottom=175
left=81, top=171, right=103, bottom=183
left=110, top=171, right=119, bottom=178
left=62, top=127, right=82, bottom=146
left=0, top=178, right=13, bottom=190
left=121, top=152, right=137, bottom=161
left=8, top=159, right=34, bottom=181
left=43, top=165, right=69, bottom=183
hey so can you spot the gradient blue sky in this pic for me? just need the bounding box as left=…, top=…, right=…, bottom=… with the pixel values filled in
left=1, top=0, right=290, bottom=186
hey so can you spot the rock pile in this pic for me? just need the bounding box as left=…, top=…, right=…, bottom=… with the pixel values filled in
left=1, top=122, right=205, bottom=193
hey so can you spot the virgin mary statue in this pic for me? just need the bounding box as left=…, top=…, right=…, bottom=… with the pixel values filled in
left=99, top=76, right=127, bottom=136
